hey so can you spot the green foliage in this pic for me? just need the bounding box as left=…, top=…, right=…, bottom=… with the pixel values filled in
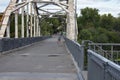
left=10, top=14, right=15, bottom=37
left=113, top=17, right=120, bottom=32
left=99, top=14, right=115, bottom=31
left=80, top=7, right=100, bottom=28
left=40, top=19, right=54, bottom=35
left=77, top=7, right=120, bottom=43
left=9, top=13, right=65, bottom=37
left=40, top=16, right=65, bottom=35
left=79, top=29, right=93, bottom=41
left=10, top=14, right=26, bottom=37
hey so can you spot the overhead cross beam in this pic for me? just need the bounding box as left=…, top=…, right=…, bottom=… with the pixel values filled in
left=0, top=0, right=77, bottom=41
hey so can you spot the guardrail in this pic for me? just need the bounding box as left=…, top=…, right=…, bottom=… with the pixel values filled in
left=64, top=37, right=84, bottom=70
left=0, top=36, right=50, bottom=52
left=88, top=50, right=120, bottom=80
left=64, top=37, right=84, bottom=80
left=88, top=43, right=120, bottom=64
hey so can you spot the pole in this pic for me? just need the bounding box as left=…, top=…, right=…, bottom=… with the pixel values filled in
left=21, top=5, right=25, bottom=38
left=30, top=2, right=33, bottom=37
left=15, top=10, right=18, bottom=38
left=26, top=4, right=29, bottom=37
left=6, top=21, right=10, bottom=38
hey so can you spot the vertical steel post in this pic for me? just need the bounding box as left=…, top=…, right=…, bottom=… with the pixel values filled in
left=94, top=45, right=96, bottom=51
left=30, top=2, right=33, bottom=37
left=15, top=10, right=18, bottom=38
left=6, top=21, right=10, bottom=38
left=21, top=4, right=25, bottom=38
left=36, top=16, right=39, bottom=36
left=26, top=4, right=29, bottom=37
left=111, top=45, right=113, bottom=61
left=34, top=15, right=36, bottom=37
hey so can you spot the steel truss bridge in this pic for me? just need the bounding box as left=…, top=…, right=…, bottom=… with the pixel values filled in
left=0, top=0, right=77, bottom=40
left=0, top=0, right=120, bottom=80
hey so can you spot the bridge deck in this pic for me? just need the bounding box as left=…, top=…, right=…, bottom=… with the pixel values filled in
left=0, top=37, right=78, bottom=80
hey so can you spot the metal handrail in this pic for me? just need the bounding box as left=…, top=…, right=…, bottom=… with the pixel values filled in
left=88, top=50, right=120, bottom=80
left=88, top=42, right=120, bottom=64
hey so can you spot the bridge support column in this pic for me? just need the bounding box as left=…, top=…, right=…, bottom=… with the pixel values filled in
left=33, top=15, right=36, bottom=37
left=26, top=4, right=29, bottom=37
left=21, top=6, right=25, bottom=38
left=30, top=2, right=33, bottom=37
left=6, top=21, right=10, bottom=38
left=66, top=0, right=77, bottom=41
left=36, top=16, right=39, bottom=36
left=15, top=10, right=18, bottom=38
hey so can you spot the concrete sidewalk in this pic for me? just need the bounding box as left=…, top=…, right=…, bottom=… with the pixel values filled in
left=0, top=37, right=78, bottom=80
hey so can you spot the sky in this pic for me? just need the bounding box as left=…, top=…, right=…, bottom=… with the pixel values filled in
left=0, top=0, right=120, bottom=17
left=77, top=0, right=120, bottom=17
left=0, top=0, right=10, bottom=12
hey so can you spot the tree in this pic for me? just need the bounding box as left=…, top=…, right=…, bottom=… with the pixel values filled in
left=79, top=29, right=93, bottom=41
left=77, top=7, right=100, bottom=41
left=80, top=7, right=100, bottom=28
left=40, top=16, right=64, bottom=35
left=77, top=7, right=120, bottom=43
left=113, top=17, right=120, bottom=32
left=100, top=14, right=115, bottom=31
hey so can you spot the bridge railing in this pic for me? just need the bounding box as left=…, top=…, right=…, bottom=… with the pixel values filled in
left=88, top=50, right=120, bottom=80
left=64, top=37, right=84, bottom=80
left=64, top=37, right=84, bottom=70
left=88, top=43, right=120, bottom=64
left=0, top=36, right=50, bottom=53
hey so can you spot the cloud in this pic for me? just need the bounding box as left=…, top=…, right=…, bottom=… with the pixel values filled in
left=77, top=0, right=120, bottom=17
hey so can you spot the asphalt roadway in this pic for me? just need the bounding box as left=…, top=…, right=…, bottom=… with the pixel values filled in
left=0, top=37, right=78, bottom=80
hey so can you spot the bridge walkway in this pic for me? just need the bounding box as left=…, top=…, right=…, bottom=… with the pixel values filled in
left=0, top=37, right=79, bottom=80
